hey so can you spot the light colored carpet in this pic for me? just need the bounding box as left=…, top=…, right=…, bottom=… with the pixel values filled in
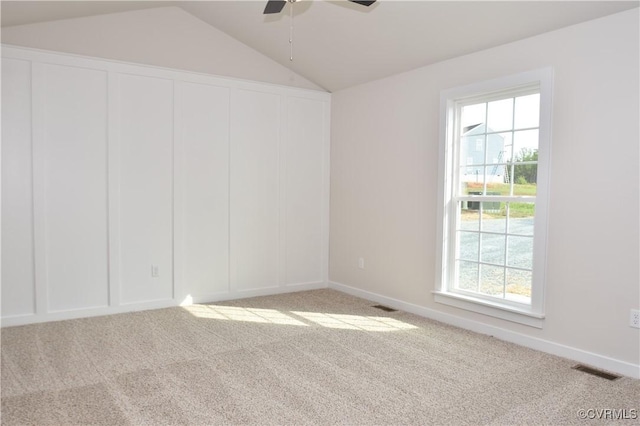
left=1, top=289, right=638, bottom=425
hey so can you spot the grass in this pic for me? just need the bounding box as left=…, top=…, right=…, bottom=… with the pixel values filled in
left=463, top=182, right=536, bottom=217
left=465, top=182, right=536, bottom=196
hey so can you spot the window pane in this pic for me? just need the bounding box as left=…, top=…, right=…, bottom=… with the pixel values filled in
left=484, top=164, right=502, bottom=186
left=485, top=184, right=508, bottom=198
left=487, top=165, right=508, bottom=188
left=513, top=130, right=539, bottom=156
left=460, top=205, right=480, bottom=231
left=514, top=94, right=540, bottom=129
left=457, top=231, right=479, bottom=261
left=460, top=135, right=485, bottom=165
left=480, top=233, right=505, bottom=265
left=506, top=268, right=532, bottom=302
left=487, top=98, right=513, bottom=132
left=460, top=167, right=484, bottom=194
left=481, top=202, right=506, bottom=232
left=508, top=203, right=535, bottom=235
left=507, top=236, right=534, bottom=269
left=487, top=132, right=512, bottom=164
left=480, top=264, right=504, bottom=296
left=456, top=261, right=478, bottom=292
left=513, top=164, right=537, bottom=194
left=461, top=103, right=486, bottom=130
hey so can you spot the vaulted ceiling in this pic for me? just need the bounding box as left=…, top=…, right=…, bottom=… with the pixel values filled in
left=2, top=1, right=638, bottom=92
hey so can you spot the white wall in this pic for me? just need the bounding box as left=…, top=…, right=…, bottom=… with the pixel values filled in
left=1, top=6, right=322, bottom=91
left=1, top=46, right=330, bottom=325
left=329, top=9, right=639, bottom=376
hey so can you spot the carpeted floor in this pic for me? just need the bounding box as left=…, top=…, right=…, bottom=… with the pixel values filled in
left=1, top=289, right=639, bottom=425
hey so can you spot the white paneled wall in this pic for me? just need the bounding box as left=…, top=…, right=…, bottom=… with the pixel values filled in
left=36, top=64, right=110, bottom=312
left=1, top=46, right=330, bottom=326
left=117, top=74, right=174, bottom=305
left=177, top=81, right=230, bottom=301
left=230, top=89, right=281, bottom=292
left=285, top=97, right=326, bottom=286
left=1, top=58, right=35, bottom=317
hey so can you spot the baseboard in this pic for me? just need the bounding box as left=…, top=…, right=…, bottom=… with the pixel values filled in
left=329, top=280, right=640, bottom=379
left=1, top=281, right=328, bottom=328
left=1, top=299, right=179, bottom=327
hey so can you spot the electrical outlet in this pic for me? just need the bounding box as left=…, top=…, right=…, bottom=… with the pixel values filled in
left=151, top=265, right=159, bottom=278
left=358, top=257, right=365, bottom=270
left=631, top=309, right=640, bottom=329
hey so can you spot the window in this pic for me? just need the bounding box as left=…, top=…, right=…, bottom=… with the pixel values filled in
left=435, top=69, right=553, bottom=327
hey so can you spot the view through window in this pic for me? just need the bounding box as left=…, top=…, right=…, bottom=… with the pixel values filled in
left=437, top=68, right=552, bottom=324
left=455, top=91, right=540, bottom=304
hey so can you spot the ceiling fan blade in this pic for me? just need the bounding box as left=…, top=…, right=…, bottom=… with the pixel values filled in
left=348, top=0, right=376, bottom=6
left=264, top=0, right=286, bottom=14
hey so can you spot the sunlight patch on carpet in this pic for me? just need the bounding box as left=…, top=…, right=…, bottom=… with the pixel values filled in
left=290, top=311, right=418, bottom=332
left=185, top=305, right=309, bottom=326
left=183, top=304, right=417, bottom=332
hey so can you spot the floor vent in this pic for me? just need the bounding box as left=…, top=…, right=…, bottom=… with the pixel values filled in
left=372, top=305, right=397, bottom=312
left=572, top=364, right=620, bottom=381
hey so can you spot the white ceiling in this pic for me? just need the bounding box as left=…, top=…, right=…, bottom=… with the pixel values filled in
left=2, top=1, right=638, bottom=92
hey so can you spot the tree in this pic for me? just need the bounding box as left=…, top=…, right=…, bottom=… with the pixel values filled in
left=512, top=148, right=538, bottom=184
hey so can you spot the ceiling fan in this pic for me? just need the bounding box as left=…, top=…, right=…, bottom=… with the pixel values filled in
left=264, top=0, right=376, bottom=14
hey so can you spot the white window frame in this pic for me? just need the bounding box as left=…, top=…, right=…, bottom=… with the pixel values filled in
left=434, top=68, right=553, bottom=328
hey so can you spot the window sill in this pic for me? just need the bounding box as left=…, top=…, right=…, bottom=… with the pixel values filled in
left=433, top=291, right=544, bottom=328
